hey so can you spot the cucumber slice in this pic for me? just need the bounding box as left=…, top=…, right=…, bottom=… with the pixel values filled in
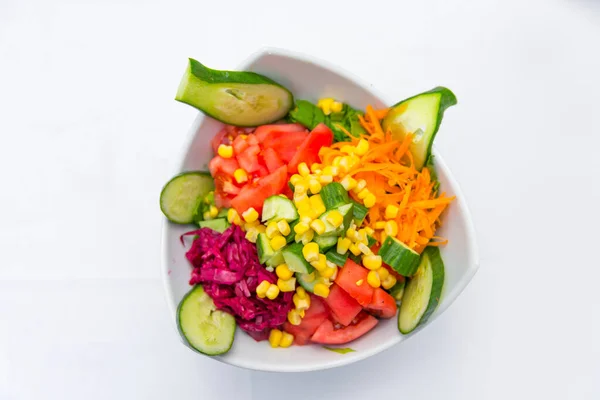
left=160, top=172, right=215, bottom=224
left=176, top=58, right=293, bottom=127
left=177, top=285, right=236, bottom=355
left=261, top=196, right=299, bottom=222
left=325, top=249, right=348, bottom=267
left=256, top=233, right=275, bottom=264
left=217, top=208, right=229, bottom=218
left=318, top=203, right=354, bottom=237
left=382, top=87, right=457, bottom=170
left=398, top=247, right=445, bottom=334
left=351, top=200, right=369, bottom=226
left=378, top=236, right=421, bottom=276
left=198, top=218, right=230, bottom=233
left=265, top=250, right=285, bottom=268
left=320, top=183, right=350, bottom=210
left=314, top=234, right=338, bottom=252
left=296, top=272, right=317, bottom=293
left=285, top=220, right=299, bottom=244
left=389, top=280, right=406, bottom=302
left=282, top=243, right=315, bottom=274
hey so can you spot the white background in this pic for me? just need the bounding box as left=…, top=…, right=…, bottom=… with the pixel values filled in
left=1, top=0, right=599, bottom=398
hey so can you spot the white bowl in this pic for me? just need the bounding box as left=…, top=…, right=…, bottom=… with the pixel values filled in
left=161, top=47, right=479, bottom=372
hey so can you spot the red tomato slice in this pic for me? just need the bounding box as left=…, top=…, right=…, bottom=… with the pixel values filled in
left=324, top=284, right=362, bottom=326
left=230, top=165, right=287, bottom=214
left=236, top=144, right=261, bottom=173
left=365, top=288, right=398, bottom=319
left=262, top=130, right=308, bottom=150
left=247, top=134, right=259, bottom=146
left=310, top=312, right=378, bottom=345
left=232, top=135, right=249, bottom=155
left=254, top=123, right=306, bottom=143
left=221, top=180, right=242, bottom=195
left=283, top=295, right=329, bottom=345
left=210, top=128, right=228, bottom=154
left=335, top=259, right=374, bottom=306
left=255, top=164, right=269, bottom=178
left=262, top=147, right=285, bottom=173
left=288, top=123, right=334, bottom=173
left=208, top=156, right=239, bottom=177
left=214, top=191, right=233, bottom=208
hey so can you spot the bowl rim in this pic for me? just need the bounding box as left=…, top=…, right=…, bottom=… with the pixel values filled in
left=160, top=46, right=480, bottom=372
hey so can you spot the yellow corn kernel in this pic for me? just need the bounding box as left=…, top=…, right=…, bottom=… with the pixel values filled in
left=217, top=144, right=233, bottom=158
left=310, top=219, right=326, bottom=235
left=293, top=192, right=308, bottom=203
left=295, top=181, right=307, bottom=194
left=338, top=157, right=351, bottom=173
left=367, top=270, right=381, bottom=288
left=270, top=235, right=287, bottom=251
left=287, top=309, right=302, bottom=325
left=317, top=97, right=334, bottom=114
left=313, top=283, right=330, bottom=298
left=332, top=156, right=342, bottom=167
left=309, top=195, right=326, bottom=217
left=322, top=166, right=339, bottom=177
left=340, top=145, right=354, bottom=155
left=330, top=101, right=343, bottom=113
left=346, top=228, right=357, bottom=241
left=358, top=242, right=372, bottom=255
left=364, top=193, right=376, bottom=208
left=356, top=279, right=364, bottom=286
left=363, top=254, right=382, bottom=270
left=256, top=280, right=271, bottom=298
left=275, top=263, right=293, bottom=280
left=355, top=139, right=369, bottom=156
left=337, top=237, right=352, bottom=254
left=293, top=222, right=310, bottom=235
left=269, top=329, right=283, bottom=348
left=302, top=242, right=320, bottom=262
left=308, top=179, right=322, bottom=194
left=289, top=174, right=303, bottom=186
left=326, top=210, right=344, bottom=228
left=245, top=229, right=259, bottom=243
left=365, top=227, right=375, bottom=235
left=256, top=224, right=266, bottom=233
left=320, top=264, right=337, bottom=279
left=241, top=207, right=258, bottom=223
left=299, top=309, right=306, bottom=318
left=299, top=215, right=314, bottom=225
left=374, top=221, right=386, bottom=230
left=279, top=332, right=294, bottom=348
left=340, top=175, right=357, bottom=191
left=266, top=284, right=280, bottom=300
left=298, top=162, right=310, bottom=177
left=266, top=221, right=279, bottom=238
left=296, top=286, right=307, bottom=299
left=203, top=210, right=213, bottom=220
left=277, top=220, right=291, bottom=236
left=382, top=274, right=398, bottom=290
left=233, top=168, right=248, bottom=184
left=377, top=267, right=390, bottom=281
left=244, top=220, right=260, bottom=231
left=349, top=243, right=361, bottom=256
left=385, top=204, right=399, bottom=219
left=293, top=293, right=311, bottom=310
left=300, top=229, right=315, bottom=244
left=385, top=220, right=399, bottom=237
left=354, top=179, right=367, bottom=193
left=227, top=208, right=241, bottom=225
left=310, top=163, right=322, bottom=173
left=277, top=277, right=296, bottom=292
left=358, top=229, right=369, bottom=243
left=357, top=188, right=370, bottom=200
left=319, top=174, right=333, bottom=184
left=310, top=253, right=327, bottom=271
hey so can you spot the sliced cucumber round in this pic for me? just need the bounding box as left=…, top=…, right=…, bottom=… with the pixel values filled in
left=378, top=236, right=420, bottom=276
left=296, top=272, right=317, bottom=293
left=398, top=247, right=445, bottom=334
left=160, top=172, right=214, bottom=224
left=261, top=195, right=298, bottom=222
left=177, top=285, right=236, bottom=355
left=175, top=59, right=293, bottom=127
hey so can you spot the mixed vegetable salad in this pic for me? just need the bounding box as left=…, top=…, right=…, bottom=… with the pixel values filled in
left=161, top=58, right=456, bottom=355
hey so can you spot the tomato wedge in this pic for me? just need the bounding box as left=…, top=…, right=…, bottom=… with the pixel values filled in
left=283, top=295, right=329, bottom=345
left=208, top=156, right=239, bottom=177
left=288, top=123, right=334, bottom=173
left=365, top=288, right=398, bottom=319
left=230, top=165, right=288, bottom=214
left=262, top=147, right=285, bottom=173
left=324, top=284, right=362, bottom=326
left=335, top=259, right=374, bottom=306
left=232, top=135, right=249, bottom=155
left=310, top=312, right=378, bottom=345
left=236, top=144, right=261, bottom=173
left=254, top=123, right=306, bottom=143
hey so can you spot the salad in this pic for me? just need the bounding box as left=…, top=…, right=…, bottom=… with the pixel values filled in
left=161, top=58, right=456, bottom=355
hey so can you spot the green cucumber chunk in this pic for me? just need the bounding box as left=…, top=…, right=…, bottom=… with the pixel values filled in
left=160, top=172, right=215, bottom=224
left=256, top=233, right=275, bottom=264
left=285, top=220, right=299, bottom=244
left=398, top=247, right=445, bottom=334
left=282, top=243, right=315, bottom=274
left=318, top=203, right=354, bottom=237
left=265, top=250, right=285, bottom=268
left=382, top=87, right=457, bottom=170
left=177, top=285, right=236, bottom=355
left=296, top=272, right=318, bottom=293
left=175, top=58, right=294, bottom=127
left=325, top=249, right=348, bottom=267
left=217, top=208, right=229, bottom=218
left=314, top=234, right=338, bottom=252
left=378, top=236, right=421, bottom=276
left=261, top=196, right=299, bottom=222
left=198, top=218, right=230, bottom=233
left=351, top=200, right=369, bottom=225
left=320, top=182, right=350, bottom=210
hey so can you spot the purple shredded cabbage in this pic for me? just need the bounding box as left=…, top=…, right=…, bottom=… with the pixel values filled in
left=182, top=225, right=294, bottom=340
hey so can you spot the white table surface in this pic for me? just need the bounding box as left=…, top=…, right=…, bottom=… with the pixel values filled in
left=1, top=0, right=599, bottom=398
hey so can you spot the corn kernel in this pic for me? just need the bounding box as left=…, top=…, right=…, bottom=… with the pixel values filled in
left=322, top=166, right=339, bottom=177
left=233, top=168, right=248, bottom=184
left=358, top=242, right=372, bottom=255
left=340, top=175, right=357, bottom=191
left=377, top=267, right=390, bottom=281
left=270, top=235, right=286, bottom=251
left=385, top=204, right=399, bottom=219
left=287, top=309, right=302, bottom=325
left=357, top=188, right=370, bottom=200
left=256, top=280, right=271, bottom=298
left=332, top=156, right=342, bottom=167
left=244, top=220, right=260, bottom=231
left=309, top=195, right=326, bottom=217
left=330, top=101, right=343, bottom=113
left=358, top=229, right=369, bottom=243
left=293, top=293, right=310, bottom=310
left=310, top=219, right=326, bottom=235
left=365, top=227, right=374, bottom=235
left=355, top=139, right=369, bottom=156
left=290, top=174, right=303, bottom=186
left=320, top=264, right=337, bottom=279
left=295, top=181, right=307, bottom=194
left=266, top=284, right=280, bottom=300
left=302, top=242, right=320, bottom=262
left=266, top=221, right=279, bottom=238
left=296, top=286, right=307, bottom=299
left=207, top=205, right=218, bottom=218
left=337, top=237, right=352, bottom=254
left=277, top=277, right=296, bottom=292
left=241, top=207, right=258, bottom=223
left=298, top=162, right=310, bottom=177
left=382, top=274, right=398, bottom=290
left=256, top=224, right=266, bottom=233
left=363, top=254, right=382, bottom=270
left=245, top=229, right=259, bottom=243
left=279, top=332, right=294, bottom=348
left=317, top=98, right=334, bottom=115
left=299, top=309, right=306, bottom=318
left=346, top=228, right=357, bottom=241
left=269, top=329, right=283, bottom=348
left=385, top=220, right=399, bottom=237
left=364, top=193, right=376, bottom=208
left=293, top=192, right=308, bottom=203
left=354, top=179, right=367, bottom=193
left=326, top=210, right=344, bottom=228
left=308, top=179, right=322, bottom=194
left=330, top=266, right=339, bottom=280
left=340, top=145, right=355, bottom=155
left=294, top=222, right=310, bottom=235
left=227, top=208, right=241, bottom=225
left=275, top=264, right=292, bottom=280
left=338, top=157, right=350, bottom=173
left=313, top=283, right=330, bottom=298
left=356, top=279, right=364, bottom=286
left=310, top=253, right=327, bottom=271
left=367, top=270, right=381, bottom=288
left=300, top=215, right=313, bottom=225
left=319, top=174, right=333, bottom=184
left=217, top=144, right=233, bottom=158
left=349, top=243, right=361, bottom=256
left=374, top=221, right=386, bottom=230
left=310, top=163, right=322, bottom=173
left=301, top=229, right=314, bottom=244
left=277, top=220, right=291, bottom=236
